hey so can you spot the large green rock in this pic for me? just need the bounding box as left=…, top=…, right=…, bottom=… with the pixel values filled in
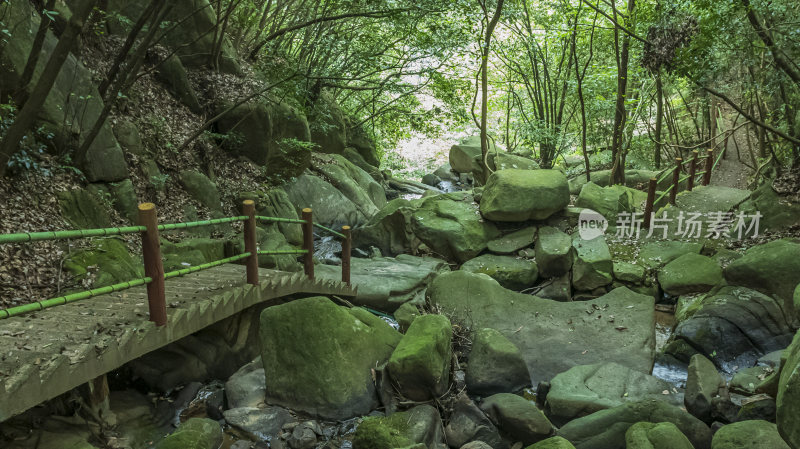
left=109, top=179, right=140, bottom=224
left=353, top=198, right=420, bottom=256
left=154, top=418, right=223, bottom=449
left=777, top=331, right=800, bottom=448
left=347, top=120, right=380, bottom=167
left=685, top=354, right=727, bottom=422
left=466, top=328, right=531, bottom=396
left=0, top=1, right=128, bottom=182
left=658, top=254, right=723, bottom=296
left=309, top=92, right=347, bottom=154
left=450, top=136, right=490, bottom=173
left=669, top=286, right=795, bottom=371
left=284, top=174, right=370, bottom=226
left=488, top=226, right=537, bottom=254
left=639, top=241, right=703, bottom=269
left=575, top=182, right=637, bottom=221
left=155, top=55, right=202, bottom=113
left=315, top=254, right=448, bottom=311
left=387, top=314, right=452, bottom=401
left=738, top=183, right=800, bottom=232
left=480, top=170, right=570, bottom=222
left=571, top=234, right=613, bottom=291
left=546, top=362, right=680, bottom=425
left=58, top=188, right=113, bottom=229
left=569, top=169, right=662, bottom=195
left=536, top=226, right=574, bottom=277
left=625, top=422, right=694, bottom=449
left=214, top=100, right=311, bottom=177
left=113, top=120, right=146, bottom=156
left=64, top=238, right=143, bottom=288
left=460, top=254, right=538, bottom=290
left=428, top=271, right=656, bottom=383
left=259, top=297, right=401, bottom=419
left=410, top=192, right=501, bottom=263
left=711, top=420, right=790, bottom=449
left=314, top=153, right=387, bottom=213
left=239, top=188, right=303, bottom=245
left=108, top=0, right=240, bottom=73
left=179, top=170, right=222, bottom=213
left=352, top=405, right=443, bottom=449
left=526, top=437, right=576, bottom=449
left=557, top=400, right=712, bottom=449
left=480, top=393, right=555, bottom=444
left=724, top=239, right=800, bottom=318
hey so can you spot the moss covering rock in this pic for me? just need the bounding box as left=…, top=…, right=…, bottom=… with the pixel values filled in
left=480, top=393, right=555, bottom=444
left=154, top=418, right=222, bottom=449
left=466, top=328, right=531, bottom=396
left=571, top=234, right=613, bottom=291
left=525, top=436, right=577, bottom=449
left=352, top=405, right=443, bottom=449
left=480, top=169, right=570, bottom=222
left=777, top=330, right=800, bottom=448
left=575, top=182, right=637, bottom=221
left=64, top=238, right=143, bottom=288
left=624, top=422, right=694, bottom=449
left=388, top=314, right=452, bottom=401
left=58, top=188, right=113, bottom=229
left=259, top=296, right=401, bottom=419
left=488, top=226, right=537, bottom=254
left=711, top=420, right=790, bottom=449
left=658, top=254, right=723, bottom=296
left=535, top=226, right=574, bottom=277
left=460, top=254, right=538, bottom=290
left=685, top=354, right=727, bottom=422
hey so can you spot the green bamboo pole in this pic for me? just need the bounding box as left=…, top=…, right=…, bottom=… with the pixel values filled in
left=163, top=253, right=252, bottom=279
left=257, top=249, right=309, bottom=255
left=313, top=222, right=346, bottom=239
left=0, top=226, right=146, bottom=244
left=0, top=277, right=153, bottom=319
left=158, top=216, right=248, bottom=231
left=256, top=216, right=308, bottom=224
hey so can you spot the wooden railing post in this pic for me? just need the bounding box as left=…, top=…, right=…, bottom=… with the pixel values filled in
left=243, top=200, right=259, bottom=286
left=643, top=178, right=657, bottom=228
left=342, top=225, right=351, bottom=286
left=302, top=208, right=314, bottom=280
left=138, top=203, right=166, bottom=327
left=703, top=149, right=713, bottom=186
left=687, top=150, right=698, bottom=191
left=670, top=157, right=682, bottom=205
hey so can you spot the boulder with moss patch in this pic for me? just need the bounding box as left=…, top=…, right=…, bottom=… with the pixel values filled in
left=154, top=418, right=222, bottom=449
left=352, top=405, right=443, bottom=449
left=480, top=170, right=570, bottom=222
left=466, top=328, right=531, bottom=396
left=658, top=254, right=723, bottom=296
left=712, top=420, right=790, bottom=449
left=460, top=254, right=538, bottom=291
left=64, top=238, right=143, bottom=288
left=624, top=422, right=694, bottom=449
left=388, top=314, right=452, bottom=401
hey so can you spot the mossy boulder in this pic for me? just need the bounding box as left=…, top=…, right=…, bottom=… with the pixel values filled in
left=546, top=362, right=680, bottom=425
left=480, top=169, right=570, bottom=222
left=488, top=226, right=537, bottom=254
left=113, top=120, right=146, bottom=156
left=109, top=179, right=139, bottom=224
left=525, top=436, right=576, bottom=449
left=535, top=226, right=574, bottom=277
left=387, top=314, right=452, bottom=401
left=155, top=55, right=202, bottom=113
left=58, top=188, right=113, bottom=229
left=314, top=153, right=387, bottom=213
left=347, top=120, right=381, bottom=167
left=310, top=92, right=347, bottom=154
left=557, top=400, right=712, bottom=449
left=352, top=405, right=443, bottom=449
left=64, top=238, right=143, bottom=288
left=480, top=393, right=555, bottom=444
left=259, top=297, right=401, bottom=419
left=284, top=174, right=371, bottom=226
left=410, top=192, right=501, bottom=263
left=625, top=422, right=694, bottom=449
left=394, top=302, right=421, bottom=332
left=466, top=328, right=531, bottom=396
left=738, top=183, right=800, bottom=232
left=179, top=170, right=222, bottom=213
left=711, top=420, right=790, bottom=449
left=777, top=331, right=800, bottom=448
left=154, top=418, right=223, bottom=449
left=575, top=182, right=637, bottom=221
left=639, top=241, right=703, bottom=270
left=571, top=234, right=613, bottom=291
left=160, top=238, right=226, bottom=272
left=658, top=254, right=723, bottom=296
left=450, top=136, right=489, bottom=173
left=613, top=261, right=646, bottom=284
left=460, top=254, right=538, bottom=290
left=685, top=354, right=727, bottom=422
left=239, top=188, right=303, bottom=245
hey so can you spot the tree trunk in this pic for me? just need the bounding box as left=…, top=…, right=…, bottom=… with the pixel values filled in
left=15, top=0, right=57, bottom=106
left=654, top=73, right=663, bottom=169
left=609, top=0, right=635, bottom=185
left=0, top=0, right=96, bottom=177
left=480, top=0, right=505, bottom=173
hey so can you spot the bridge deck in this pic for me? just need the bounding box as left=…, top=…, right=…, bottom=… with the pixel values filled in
left=0, top=265, right=355, bottom=421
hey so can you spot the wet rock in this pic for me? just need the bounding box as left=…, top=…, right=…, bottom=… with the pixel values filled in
left=658, top=254, right=723, bottom=296
left=288, top=422, right=319, bottom=449
left=435, top=163, right=460, bottom=182
left=352, top=405, right=443, bottom=448
left=387, top=314, right=452, bottom=401
left=461, top=254, right=539, bottom=290
left=154, top=418, right=222, bottom=449
left=536, top=274, right=572, bottom=302
left=557, top=400, right=712, bottom=449
left=394, top=301, right=422, bottom=332
left=737, top=395, right=776, bottom=422
left=777, top=330, right=800, bottom=447
left=480, top=393, right=555, bottom=444
left=669, top=286, right=795, bottom=372
left=429, top=271, right=656, bottom=384
left=316, top=254, right=448, bottom=311
left=685, top=355, right=728, bottom=422
left=488, top=226, right=538, bottom=254
left=535, top=227, right=574, bottom=277
left=223, top=406, right=293, bottom=443
left=625, top=422, right=694, bottom=449
left=480, top=169, right=570, bottom=222
left=571, top=235, right=613, bottom=291
left=225, top=357, right=265, bottom=409
left=259, top=297, right=401, bottom=419
left=466, top=328, right=531, bottom=396
left=711, top=420, right=790, bottom=449
left=445, top=393, right=507, bottom=449
left=730, top=366, right=774, bottom=395
left=545, top=362, right=681, bottom=425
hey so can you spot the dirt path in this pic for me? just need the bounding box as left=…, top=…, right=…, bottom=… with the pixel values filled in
left=709, top=127, right=753, bottom=190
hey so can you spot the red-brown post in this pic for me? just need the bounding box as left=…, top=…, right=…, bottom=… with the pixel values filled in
left=643, top=178, right=657, bottom=228
left=703, top=149, right=713, bottom=186
left=670, top=157, right=682, bottom=205
left=138, top=203, right=166, bottom=327
left=243, top=200, right=259, bottom=286
left=687, top=150, right=698, bottom=191
left=302, top=208, right=314, bottom=280
left=341, top=225, right=351, bottom=286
